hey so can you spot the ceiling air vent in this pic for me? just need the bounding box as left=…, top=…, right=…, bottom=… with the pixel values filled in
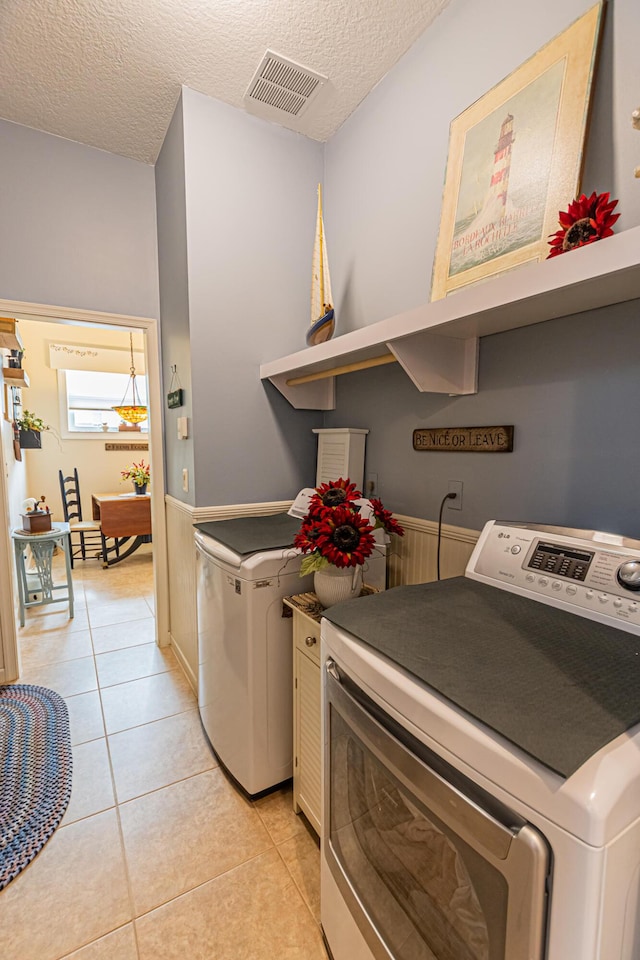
left=245, top=51, right=327, bottom=118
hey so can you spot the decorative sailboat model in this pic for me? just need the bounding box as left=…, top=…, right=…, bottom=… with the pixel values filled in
left=306, top=184, right=335, bottom=346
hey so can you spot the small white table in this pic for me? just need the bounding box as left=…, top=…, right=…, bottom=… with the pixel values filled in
left=12, top=522, right=74, bottom=627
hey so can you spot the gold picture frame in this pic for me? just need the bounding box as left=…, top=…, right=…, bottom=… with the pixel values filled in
left=431, top=3, right=604, bottom=300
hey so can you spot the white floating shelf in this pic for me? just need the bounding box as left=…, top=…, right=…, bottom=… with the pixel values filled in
left=260, top=226, right=640, bottom=409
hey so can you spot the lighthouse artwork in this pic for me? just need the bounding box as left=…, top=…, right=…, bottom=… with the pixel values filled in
left=430, top=3, right=604, bottom=299
left=447, top=59, right=564, bottom=280
left=486, top=114, right=515, bottom=218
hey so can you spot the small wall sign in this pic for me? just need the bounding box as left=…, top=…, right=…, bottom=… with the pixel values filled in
left=413, top=425, right=514, bottom=453
left=105, top=443, right=149, bottom=451
left=167, top=389, right=183, bottom=409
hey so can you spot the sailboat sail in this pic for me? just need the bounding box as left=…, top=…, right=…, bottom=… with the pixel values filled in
left=307, top=184, right=335, bottom=346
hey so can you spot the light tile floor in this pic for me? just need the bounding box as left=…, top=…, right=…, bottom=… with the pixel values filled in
left=1, top=553, right=325, bottom=960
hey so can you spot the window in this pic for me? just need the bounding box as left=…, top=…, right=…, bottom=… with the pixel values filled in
left=58, top=369, right=148, bottom=437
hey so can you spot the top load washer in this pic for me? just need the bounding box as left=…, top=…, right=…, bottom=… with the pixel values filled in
left=195, top=510, right=388, bottom=798
left=195, top=513, right=310, bottom=798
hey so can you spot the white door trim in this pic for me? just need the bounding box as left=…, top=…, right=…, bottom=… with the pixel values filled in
left=0, top=298, right=170, bottom=680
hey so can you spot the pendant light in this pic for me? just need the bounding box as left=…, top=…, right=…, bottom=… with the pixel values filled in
left=112, top=332, right=147, bottom=425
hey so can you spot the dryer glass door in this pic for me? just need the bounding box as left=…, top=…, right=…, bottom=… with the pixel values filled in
left=324, top=658, right=550, bottom=960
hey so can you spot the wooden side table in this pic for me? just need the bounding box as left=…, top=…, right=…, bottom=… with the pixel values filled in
left=12, top=522, right=74, bottom=627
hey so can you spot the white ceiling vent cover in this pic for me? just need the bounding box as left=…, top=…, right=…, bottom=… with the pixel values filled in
left=245, top=51, right=327, bottom=118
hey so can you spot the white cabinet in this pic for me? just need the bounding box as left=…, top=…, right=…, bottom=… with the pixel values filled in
left=314, top=427, right=368, bottom=492
left=285, top=594, right=322, bottom=835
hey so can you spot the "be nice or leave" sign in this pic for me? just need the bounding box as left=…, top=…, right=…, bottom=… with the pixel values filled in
left=413, top=425, right=514, bottom=453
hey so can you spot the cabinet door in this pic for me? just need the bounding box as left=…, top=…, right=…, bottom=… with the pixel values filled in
left=294, top=642, right=322, bottom=834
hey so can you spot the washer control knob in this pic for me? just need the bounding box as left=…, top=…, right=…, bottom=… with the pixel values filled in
left=617, top=560, right=640, bottom=592
left=613, top=599, right=623, bottom=609
left=552, top=581, right=562, bottom=591
left=510, top=545, right=522, bottom=555
left=598, top=594, right=609, bottom=604
left=566, top=586, right=577, bottom=596
left=525, top=573, right=535, bottom=583
left=539, top=577, right=549, bottom=587
left=585, top=590, right=594, bottom=600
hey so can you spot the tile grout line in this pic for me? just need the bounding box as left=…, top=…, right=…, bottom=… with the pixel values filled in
left=91, top=584, right=144, bottom=960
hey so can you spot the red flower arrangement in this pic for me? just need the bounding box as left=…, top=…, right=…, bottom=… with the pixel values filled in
left=547, top=191, right=619, bottom=259
left=294, top=478, right=404, bottom=576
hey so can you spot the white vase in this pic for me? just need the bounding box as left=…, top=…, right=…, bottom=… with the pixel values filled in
left=314, top=565, right=363, bottom=608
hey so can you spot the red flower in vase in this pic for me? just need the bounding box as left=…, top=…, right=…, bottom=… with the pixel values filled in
left=293, top=516, right=323, bottom=554
left=314, top=505, right=376, bottom=569
left=547, top=191, right=619, bottom=259
left=369, top=498, right=405, bottom=538
left=308, top=477, right=361, bottom=517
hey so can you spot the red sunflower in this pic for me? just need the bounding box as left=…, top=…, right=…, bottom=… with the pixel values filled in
left=308, top=477, right=361, bottom=517
left=293, top=516, right=323, bottom=554
left=315, top=505, right=375, bottom=568
left=547, top=191, right=619, bottom=259
left=369, top=498, right=405, bottom=537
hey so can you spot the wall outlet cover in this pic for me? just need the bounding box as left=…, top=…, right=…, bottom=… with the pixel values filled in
left=448, top=480, right=463, bottom=510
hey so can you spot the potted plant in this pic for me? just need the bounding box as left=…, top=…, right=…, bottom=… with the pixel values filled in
left=121, top=459, right=151, bottom=495
left=15, top=410, right=49, bottom=449
left=294, top=478, right=404, bottom=607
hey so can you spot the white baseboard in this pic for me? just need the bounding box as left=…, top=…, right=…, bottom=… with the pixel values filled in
left=170, top=632, right=197, bottom=694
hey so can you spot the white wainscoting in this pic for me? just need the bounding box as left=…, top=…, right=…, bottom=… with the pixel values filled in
left=388, top=515, right=480, bottom=588
left=165, top=496, right=480, bottom=695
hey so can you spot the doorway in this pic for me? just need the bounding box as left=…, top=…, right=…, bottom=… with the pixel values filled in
left=0, top=298, right=169, bottom=683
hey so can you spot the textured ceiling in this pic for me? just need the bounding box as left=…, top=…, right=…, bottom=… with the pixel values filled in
left=0, top=0, right=450, bottom=164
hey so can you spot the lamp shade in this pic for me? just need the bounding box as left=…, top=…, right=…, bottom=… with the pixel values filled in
left=112, top=332, right=147, bottom=425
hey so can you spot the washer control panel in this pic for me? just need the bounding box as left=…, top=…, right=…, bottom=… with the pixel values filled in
left=466, top=521, right=640, bottom=634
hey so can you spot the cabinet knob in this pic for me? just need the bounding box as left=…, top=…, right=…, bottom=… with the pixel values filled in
left=305, top=635, right=317, bottom=647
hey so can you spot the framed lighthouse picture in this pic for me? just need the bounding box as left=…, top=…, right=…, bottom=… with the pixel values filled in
left=431, top=3, right=604, bottom=300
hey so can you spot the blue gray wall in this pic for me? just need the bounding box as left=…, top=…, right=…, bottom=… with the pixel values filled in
left=322, top=0, right=640, bottom=538
left=155, top=95, right=196, bottom=504
left=0, top=119, right=159, bottom=319
left=178, top=88, right=324, bottom=506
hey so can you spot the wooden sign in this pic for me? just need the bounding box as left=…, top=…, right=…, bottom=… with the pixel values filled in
left=105, top=443, right=149, bottom=451
left=413, top=425, right=514, bottom=453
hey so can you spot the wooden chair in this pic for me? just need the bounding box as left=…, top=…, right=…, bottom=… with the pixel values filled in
left=58, top=468, right=107, bottom=567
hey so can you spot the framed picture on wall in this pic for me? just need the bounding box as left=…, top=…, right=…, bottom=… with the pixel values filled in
left=430, top=2, right=604, bottom=300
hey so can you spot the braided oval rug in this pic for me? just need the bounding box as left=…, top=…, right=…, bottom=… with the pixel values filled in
left=0, top=684, right=73, bottom=891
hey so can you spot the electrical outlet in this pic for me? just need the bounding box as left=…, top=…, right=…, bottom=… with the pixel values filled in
left=448, top=480, right=463, bottom=510
left=365, top=473, right=378, bottom=497
left=182, top=468, right=189, bottom=493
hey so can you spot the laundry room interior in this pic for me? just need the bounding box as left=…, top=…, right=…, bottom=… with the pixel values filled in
left=1, top=0, right=640, bottom=958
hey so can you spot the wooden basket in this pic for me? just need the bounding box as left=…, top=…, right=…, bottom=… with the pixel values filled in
left=21, top=511, right=52, bottom=533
